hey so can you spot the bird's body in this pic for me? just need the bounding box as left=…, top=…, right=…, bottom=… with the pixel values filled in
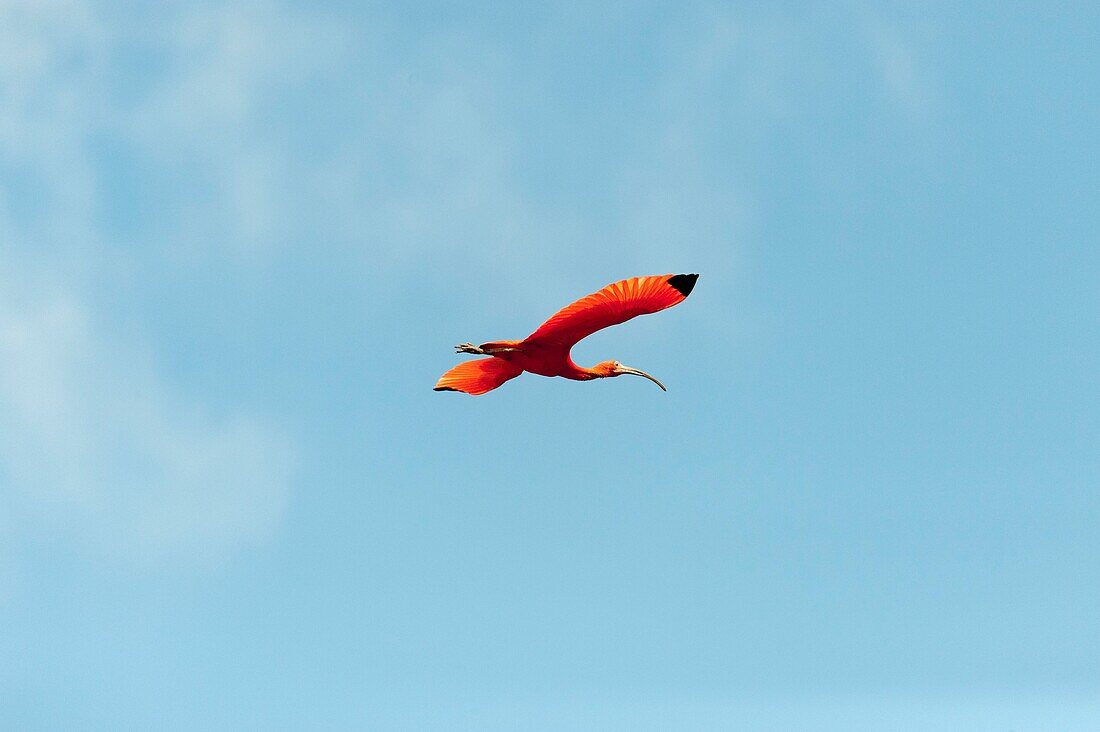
left=465, top=341, right=585, bottom=379
left=435, top=273, right=698, bottom=395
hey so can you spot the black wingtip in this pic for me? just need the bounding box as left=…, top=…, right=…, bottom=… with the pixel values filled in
left=434, top=386, right=459, bottom=392
left=667, top=273, right=699, bottom=297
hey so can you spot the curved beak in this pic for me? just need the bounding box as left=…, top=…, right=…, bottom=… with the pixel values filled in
left=617, top=365, right=667, bottom=392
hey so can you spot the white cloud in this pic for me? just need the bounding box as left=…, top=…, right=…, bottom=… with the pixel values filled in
left=0, top=0, right=313, bottom=564
left=121, top=2, right=346, bottom=256
left=300, top=30, right=602, bottom=316
left=311, top=13, right=765, bottom=311
left=0, top=285, right=294, bottom=561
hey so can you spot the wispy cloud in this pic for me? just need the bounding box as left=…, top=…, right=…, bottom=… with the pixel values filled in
left=0, top=283, right=294, bottom=561
left=0, top=1, right=943, bottom=568
left=121, top=2, right=346, bottom=256
left=314, top=11, right=776, bottom=309
left=0, top=0, right=322, bottom=564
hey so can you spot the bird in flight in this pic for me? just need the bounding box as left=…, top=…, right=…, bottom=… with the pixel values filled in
left=435, top=273, right=699, bottom=396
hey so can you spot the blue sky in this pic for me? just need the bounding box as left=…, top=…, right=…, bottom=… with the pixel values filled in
left=1, top=1, right=1098, bottom=729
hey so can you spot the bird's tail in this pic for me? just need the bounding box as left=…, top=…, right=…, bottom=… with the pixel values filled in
left=434, top=357, right=522, bottom=396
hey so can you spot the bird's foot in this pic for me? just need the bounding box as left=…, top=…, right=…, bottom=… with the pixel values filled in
left=455, top=342, right=486, bottom=355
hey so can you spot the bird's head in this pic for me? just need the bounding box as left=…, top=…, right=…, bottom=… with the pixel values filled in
left=593, top=360, right=667, bottom=391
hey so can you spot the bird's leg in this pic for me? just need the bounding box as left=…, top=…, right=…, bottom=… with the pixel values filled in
left=455, top=342, right=486, bottom=355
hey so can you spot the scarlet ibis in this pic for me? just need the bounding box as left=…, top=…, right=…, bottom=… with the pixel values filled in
left=435, top=273, right=698, bottom=395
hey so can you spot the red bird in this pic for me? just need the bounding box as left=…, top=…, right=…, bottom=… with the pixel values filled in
left=435, top=273, right=699, bottom=396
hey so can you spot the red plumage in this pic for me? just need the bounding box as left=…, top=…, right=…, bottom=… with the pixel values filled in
left=435, top=273, right=698, bottom=395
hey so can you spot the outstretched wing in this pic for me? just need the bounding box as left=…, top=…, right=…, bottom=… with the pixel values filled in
left=524, top=274, right=698, bottom=348
left=434, top=357, right=523, bottom=395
